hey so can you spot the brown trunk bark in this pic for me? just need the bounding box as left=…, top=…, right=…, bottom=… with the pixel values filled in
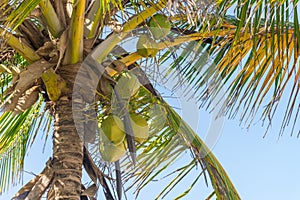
left=48, top=97, right=83, bottom=200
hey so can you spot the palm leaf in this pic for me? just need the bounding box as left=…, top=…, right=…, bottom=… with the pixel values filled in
left=154, top=1, right=300, bottom=135
left=2, top=0, right=42, bottom=31
left=0, top=48, right=50, bottom=193
left=0, top=97, right=51, bottom=194
left=94, top=86, right=240, bottom=199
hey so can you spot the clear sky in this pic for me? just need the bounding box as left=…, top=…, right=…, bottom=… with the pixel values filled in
left=215, top=119, right=300, bottom=200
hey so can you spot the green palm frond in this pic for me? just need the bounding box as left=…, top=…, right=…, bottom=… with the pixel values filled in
left=95, top=86, right=240, bottom=199
left=0, top=27, right=40, bottom=63
left=0, top=97, right=51, bottom=194
left=39, top=0, right=63, bottom=37
left=166, top=104, right=239, bottom=199
left=0, top=48, right=50, bottom=193
left=1, top=0, right=42, bottom=31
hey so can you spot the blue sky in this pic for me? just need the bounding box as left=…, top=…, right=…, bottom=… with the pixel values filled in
left=214, top=119, right=300, bottom=200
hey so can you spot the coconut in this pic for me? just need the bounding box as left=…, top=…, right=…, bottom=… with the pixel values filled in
left=116, top=72, right=140, bottom=98
left=136, top=34, right=159, bottom=57
left=130, top=113, right=149, bottom=143
left=99, top=133, right=127, bottom=162
left=100, top=115, right=126, bottom=145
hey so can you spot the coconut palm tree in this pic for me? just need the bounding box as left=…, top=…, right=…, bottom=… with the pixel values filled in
left=0, top=0, right=298, bottom=199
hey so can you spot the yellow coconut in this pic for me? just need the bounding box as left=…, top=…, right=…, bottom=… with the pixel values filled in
left=148, top=14, right=171, bottom=40
left=101, top=115, right=125, bottom=145
left=130, top=113, right=149, bottom=143
left=136, top=34, right=159, bottom=58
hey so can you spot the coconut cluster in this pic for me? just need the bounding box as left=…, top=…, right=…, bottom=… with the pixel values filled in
left=99, top=113, right=149, bottom=162
left=99, top=73, right=150, bottom=162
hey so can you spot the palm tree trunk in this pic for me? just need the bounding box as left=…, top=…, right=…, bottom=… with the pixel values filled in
left=48, top=97, right=83, bottom=200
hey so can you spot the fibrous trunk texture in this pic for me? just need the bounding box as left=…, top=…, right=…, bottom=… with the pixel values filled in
left=48, top=97, right=83, bottom=200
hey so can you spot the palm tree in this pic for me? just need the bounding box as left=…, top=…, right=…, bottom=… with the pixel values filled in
left=0, top=0, right=298, bottom=199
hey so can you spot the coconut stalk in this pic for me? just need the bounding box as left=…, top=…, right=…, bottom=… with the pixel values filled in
left=39, top=0, right=63, bottom=37
left=64, top=0, right=86, bottom=64
left=0, top=28, right=40, bottom=62
left=85, top=0, right=102, bottom=39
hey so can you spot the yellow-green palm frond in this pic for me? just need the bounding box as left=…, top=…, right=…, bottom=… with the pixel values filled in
left=158, top=1, right=300, bottom=135
left=0, top=0, right=42, bottom=31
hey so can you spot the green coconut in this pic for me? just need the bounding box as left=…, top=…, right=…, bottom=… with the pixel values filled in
left=130, top=113, right=149, bottom=143
left=136, top=34, right=159, bottom=58
left=101, top=115, right=125, bottom=145
left=99, top=134, right=127, bottom=162
left=148, top=14, right=171, bottom=40
left=116, top=72, right=140, bottom=98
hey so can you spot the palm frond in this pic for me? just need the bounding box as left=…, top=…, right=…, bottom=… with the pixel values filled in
left=1, top=0, right=42, bottom=31
left=93, top=86, right=240, bottom=199
left=0, top=49, right=51, bottom=194
left=64, top=0, right=86, bottom=64
left=156, top=1, right=300, bottom=135
left=0, top=97, right=51, bottom=194
left=0, top=28, right=40, bottom=63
